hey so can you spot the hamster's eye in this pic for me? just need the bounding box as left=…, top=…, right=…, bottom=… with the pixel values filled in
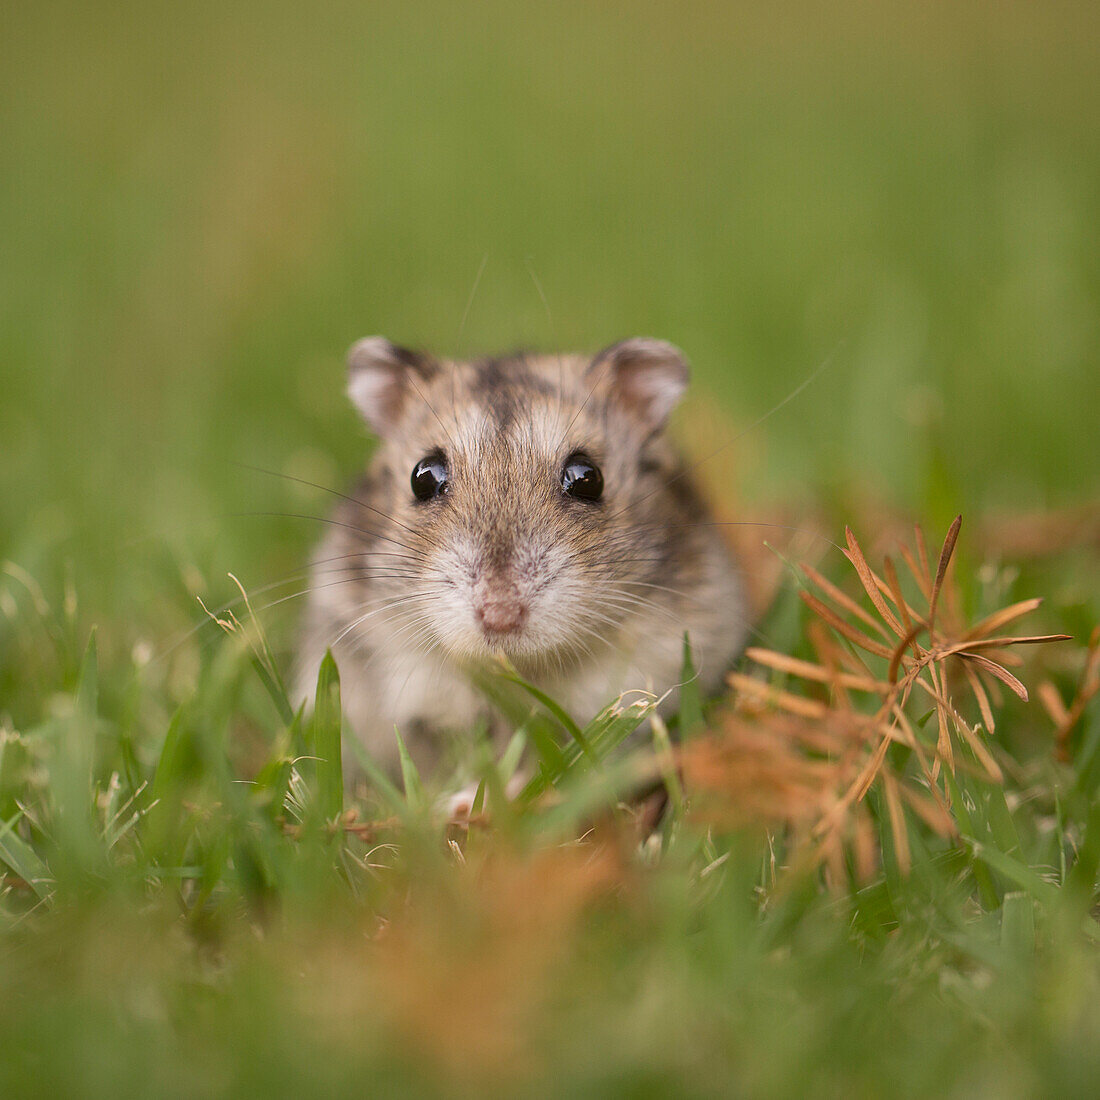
left=561, top=453, right=603, bottom=502
left=411, top=452, right=449, bottom=501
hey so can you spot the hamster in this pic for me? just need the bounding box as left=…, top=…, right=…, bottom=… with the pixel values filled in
left=296, top=336, right=748, bottom=778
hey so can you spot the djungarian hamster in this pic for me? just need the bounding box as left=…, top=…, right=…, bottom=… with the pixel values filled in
left=296, top=336, right=747, bottom=777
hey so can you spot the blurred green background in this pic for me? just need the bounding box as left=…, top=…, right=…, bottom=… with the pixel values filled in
left=2, top=0, right=1097, bottom=640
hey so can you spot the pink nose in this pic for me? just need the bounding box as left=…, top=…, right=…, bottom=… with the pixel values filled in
left=475, top=599, right=528, bottom=636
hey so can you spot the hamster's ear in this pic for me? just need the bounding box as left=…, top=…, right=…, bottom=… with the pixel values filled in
left=346, top=337, right=437, bottom=437
left=589, top=337, right=690, bottom=433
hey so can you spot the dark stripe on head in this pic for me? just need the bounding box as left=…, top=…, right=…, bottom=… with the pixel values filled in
left=473, top=357, right=516, bottom=430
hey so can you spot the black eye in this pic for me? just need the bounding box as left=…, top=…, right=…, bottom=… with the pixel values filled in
left=561, top=453, right=603, bottom=502
left=411, top=452, right=449, bottom=501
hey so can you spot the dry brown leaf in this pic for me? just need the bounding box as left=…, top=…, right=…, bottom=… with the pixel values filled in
left=799, top=589, right=897, bottom=659
left=716, top=514, right=1066, bottom=886
left=844, top=526, right=905, bottom=638
left=1037, top=681, right=1070, bottom=727
left=802, top=561, right=891, bottom=639
left=899, top=542, right=932, bottom=602
left=882, top=771, right=911, bottom=876
left=729, top=672, right=830, bottom=719
left=743, top=647, right=888, bottom=693
left=963, top=598, right=1044, bottom=642
left=928, top=514, right=962, bottom=640
left=957, top=653, right=1029, bottom=701
left=882, top=555, right=918, bottom=635
left=963, top=660, right=996, bottom=734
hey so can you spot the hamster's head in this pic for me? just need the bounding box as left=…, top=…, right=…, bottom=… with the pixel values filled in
left=345, top=336, right=700, bottom=671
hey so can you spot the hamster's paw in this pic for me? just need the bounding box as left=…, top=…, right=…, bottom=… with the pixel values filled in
left=439, top=772, right=529, bottom=820
left=442, top=782, right=481, bottom=821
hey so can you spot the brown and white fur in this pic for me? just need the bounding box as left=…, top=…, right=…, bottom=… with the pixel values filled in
left=296, top=336, right=747, bottom=778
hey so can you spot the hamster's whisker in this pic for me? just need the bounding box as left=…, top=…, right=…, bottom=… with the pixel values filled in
left=329, top=594, right=437, bottom=650
left=229, top=551, right=422, bottom=612
left=602, top=555, right=795, bottom=589
left=605, top=342, right=842, bottom=524
left=569, top=623, right=614, bottom=659
left=234, top=462, right=431, bottom=545
left=247, top=578, right=371, bottom=619
left=457, top=252, right=489, bottom=345
left=449, top=361, right=460, bottom=431
left=157, top=555, right=407, bottom=662
left=522, top=258, right=569, bottom=442
left=407, top=375, right=456, bottom=451
left=344, top=619, right=435, bottom=672
left=308, top=549, right=419, bottom=569
left=593, top=589, right=684, bottom=620
left=344, top=615, right=439, bottom=679
left=559, top=352, right=611, bottom=445
left=232, top=510, right=433, bottom=558
left=389, top=630, right=446, bottom=702
left=608, top=519, right=845, bottom=553
left=591, top=576, right=690, bottom=605
left=385, top=617, right=448, bottom=679
left=577, top=606, right=624, bottom=633
left=589, top=594, right=683, bottom=629
left=607, top=579, right=700, bottom=603
left=375, top=615, right=438, bottom=654
left=345, top=607, right=426, bottom=664
left=301, top=554, right=415, bottom=580
left=249, top=570, right=435, bottom=620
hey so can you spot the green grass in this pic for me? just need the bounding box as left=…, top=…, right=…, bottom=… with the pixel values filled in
left=1, top=527, right=1098, bottom=1098
left=1, top=1, right=1099, bottom=1095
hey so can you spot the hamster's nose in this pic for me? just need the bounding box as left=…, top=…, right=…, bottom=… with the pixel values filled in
left=474, top=596, right=529, bottom=636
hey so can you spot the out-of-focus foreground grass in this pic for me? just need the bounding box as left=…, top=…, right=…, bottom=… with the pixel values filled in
left=1, top=1, right=1099, bottom=1096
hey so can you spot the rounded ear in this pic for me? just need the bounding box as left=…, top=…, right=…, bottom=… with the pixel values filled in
left=588, top=337, right=690, bottom=433
left=346, top=337, right=437, bottom=437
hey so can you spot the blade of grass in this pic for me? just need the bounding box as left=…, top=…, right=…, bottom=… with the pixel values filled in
left=393, top=727, right=426, bottom=815
left=342, top=735, right=408, bottom=817
left=965, top=838, right=1059, bottom=909
left=679, top=634, right=704, bottom=739
left=52, top=631, right=103, bottom=881
left=503, top=672, right=595, bottom=761
left=0, top=812, right=52, bottom=900
left=499, top=727, right=527, bottom=784
left=230, top=573, right=295, bottom=727
left=1064, top=796, right=1100, bottom=907
left=1000, top=891, right=1036, bottom=964
left=305, top=651, right=344, bottom=821
left=943, top=767, right=999, bottom=910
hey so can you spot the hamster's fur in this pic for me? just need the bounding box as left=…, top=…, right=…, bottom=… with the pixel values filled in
left=296, top=336, right=747, bottom=776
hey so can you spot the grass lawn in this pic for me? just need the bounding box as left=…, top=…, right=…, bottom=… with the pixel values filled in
left=2, top=1, right=1099, bottom=1095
